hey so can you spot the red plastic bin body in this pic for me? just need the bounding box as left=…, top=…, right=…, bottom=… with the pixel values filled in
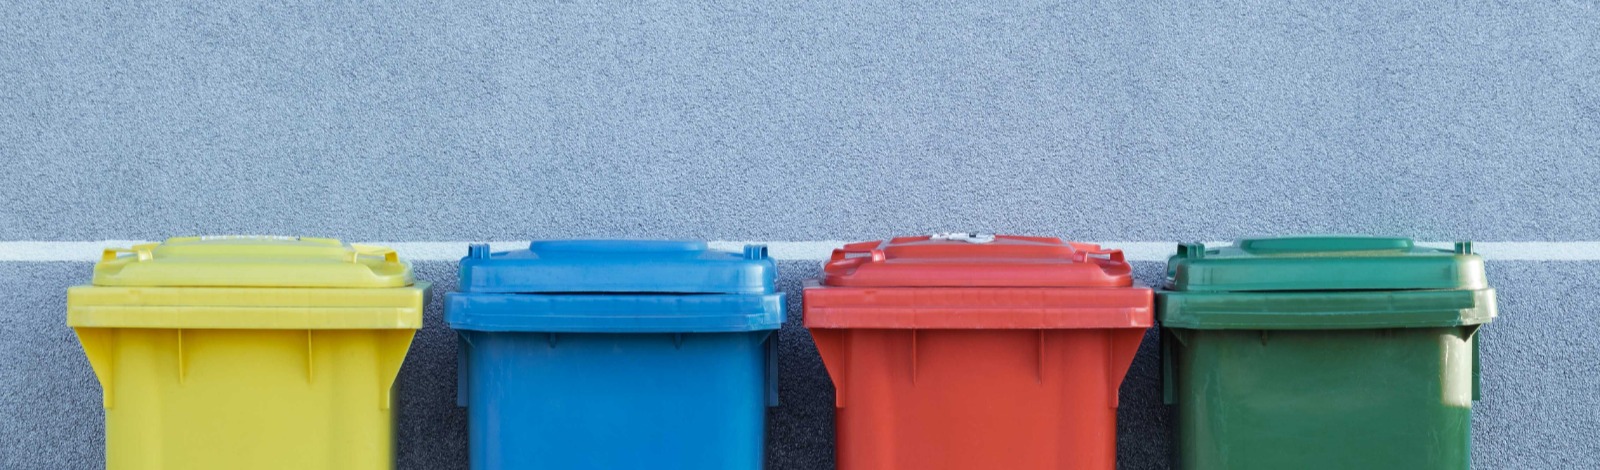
left=804, top=235, right=1153, bottom=470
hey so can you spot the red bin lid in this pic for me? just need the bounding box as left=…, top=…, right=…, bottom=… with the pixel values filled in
left=806, top=234, right=1151, bottom=330
left=821, top=233, right=1133, bottom=287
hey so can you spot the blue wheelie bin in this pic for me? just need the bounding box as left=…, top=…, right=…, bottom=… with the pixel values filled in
left=446, top=240, right=784, bottom=470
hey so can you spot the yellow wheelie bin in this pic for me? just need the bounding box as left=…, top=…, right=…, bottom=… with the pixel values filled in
left=66, top=236, right=429, bottom=470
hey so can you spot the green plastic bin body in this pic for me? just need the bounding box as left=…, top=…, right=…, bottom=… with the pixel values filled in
left=1158, top=236, right=1496, bottom=470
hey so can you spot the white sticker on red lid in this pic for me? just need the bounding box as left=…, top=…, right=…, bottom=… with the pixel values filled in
left=930, top=232, right=996, bottom=244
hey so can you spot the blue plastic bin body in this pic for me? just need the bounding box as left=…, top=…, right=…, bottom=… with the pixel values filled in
left=445, top=240, right=784, bottom=470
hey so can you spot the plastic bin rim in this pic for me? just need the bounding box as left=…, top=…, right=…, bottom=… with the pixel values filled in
left=1155, top=287, right=1496, bottom=329
left=445, top=291, right=785, bottom=333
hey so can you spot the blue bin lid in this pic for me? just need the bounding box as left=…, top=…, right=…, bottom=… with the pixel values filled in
left=458, top=240, right=777, bottom=294
left=447, top=240, right=784, bottom=332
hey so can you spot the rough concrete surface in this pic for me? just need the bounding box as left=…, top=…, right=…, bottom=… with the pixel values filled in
left=2, top=1, right=1599, bottom=242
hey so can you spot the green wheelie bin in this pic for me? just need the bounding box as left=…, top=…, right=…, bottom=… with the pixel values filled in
left=1158, top=236, right=1496, bottom=470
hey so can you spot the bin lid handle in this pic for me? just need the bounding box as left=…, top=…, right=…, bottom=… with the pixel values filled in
left=350, top=244, right=400, bottom=264
left=101, top=244, right=156, bottom=262
left=1073, top=247, right=1125, bottom=263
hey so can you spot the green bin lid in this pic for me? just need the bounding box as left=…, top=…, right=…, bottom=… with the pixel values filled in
left=1159, top=236, right=1495, bottom=329
left=1166, top=235, right=1486, bottom=292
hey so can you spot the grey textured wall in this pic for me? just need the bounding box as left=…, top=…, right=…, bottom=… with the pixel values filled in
left=2, top=0, right=1598, bottom=469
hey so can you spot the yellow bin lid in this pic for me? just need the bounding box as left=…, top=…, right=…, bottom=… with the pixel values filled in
left=93, top=236, right=414, bottom=288
left=70, top=237, right=426, bottom=330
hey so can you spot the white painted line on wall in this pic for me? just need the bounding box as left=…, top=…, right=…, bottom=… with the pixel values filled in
left=1468, top=242, right=1600, bottom=261
left=0, top=241, right=153, bottom=262
left=4, top=240, right=1600, bottom=262
left=706, top=241, right=855, bottom=261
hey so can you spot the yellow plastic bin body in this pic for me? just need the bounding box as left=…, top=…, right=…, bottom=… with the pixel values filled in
left=66, top=237, right=429, bottom=470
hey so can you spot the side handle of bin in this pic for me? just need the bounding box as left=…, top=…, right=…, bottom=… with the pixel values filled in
left=377, top=329, right=416, bottom=410
left=1469, top=324, right=1482, bottom=401
left=457, top=332, right=471, bottom=408
left=1160, top=328, right=1180, bottom=405
left=766, top=331, right=780, bottom=407
left=1107, top=328, right=1145, bottom=408
left=809, top=329, right=849, bottom=408
left=73, top=327, right=116, bottom=409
